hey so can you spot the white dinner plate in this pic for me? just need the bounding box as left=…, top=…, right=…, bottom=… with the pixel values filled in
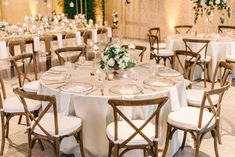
left=144, top=77, right=175, bottom=87
left=109, top=84, right=143, bottom=95
left=61, top=82, right=93, bottom=93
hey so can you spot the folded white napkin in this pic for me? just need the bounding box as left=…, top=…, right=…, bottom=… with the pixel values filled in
left=33, top=37, right=40, bottom=52
left=75, top=31, right=82, bottom=45
left=0, top=41, right=8, bottom=58
left=92, top=29, right=98, bottom=43
left=107, top=27, right=112, bottom=38
left=57, top=34, right=63, bottom=48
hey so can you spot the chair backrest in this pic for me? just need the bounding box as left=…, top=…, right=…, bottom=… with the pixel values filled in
left=148, top=27, right=161, bottom=41
left=10, top=53, right=38, bottom=87
left=173, top=50, right=200, bottom=81
left=122, top=45, right=147, bottom=62
left=8, top=38, right=26, bottom=56
left=148, top=34, right=159, bottom=51
left=40, top=35, right=52, bottom=53
left=183, top=38, right=210, bottom=60
left=13, top=88, right=59, bottom=139
left=108, top=97, right=168, bottom=147
left=54, top=46, right=85, bottom=65
left=211, top=61, right=233, bottom=89
left=218, top=25, right=235, bottom=34
left=198, top=81, right=231, bottom=131
left=174, top=25, right=192, bottom=34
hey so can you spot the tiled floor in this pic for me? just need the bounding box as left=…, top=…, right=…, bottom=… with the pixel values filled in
left=1, top=39, right=235, bottom=157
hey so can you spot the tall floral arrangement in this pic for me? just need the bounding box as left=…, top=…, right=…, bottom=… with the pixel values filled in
left=192, top=0, right=231, bottom=24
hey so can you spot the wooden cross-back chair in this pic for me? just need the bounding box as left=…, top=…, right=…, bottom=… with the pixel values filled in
left=218, top=25, right=235, bottom=34
left=54, top=46, right=85, bottom=65
left=8, top=38, right=27, bottom=76
left=149, top=34, right=174, bottom=67
left=173, top=50, right=200, bottom=88
left=186, top=61, right=232, bottom=144
left=39, top=35, right=53, bottom=70
left=174, top=25, right=192, bottom=34
left=183, top=38, right=211, bottom=87
left=13, top=88, right=85, bottom=157
left=10, top=53, right=38, bottom=88
left=148, top=27, right=161, bottom=42
left=121, top=45, right=147, bottom=62
left=162, top=81, right=231, bottom=157
left=0, top=73, right=41, bottom=155
left=106, top=97, right=168, bottom=157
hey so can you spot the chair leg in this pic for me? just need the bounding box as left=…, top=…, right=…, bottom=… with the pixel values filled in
left=18, top=115, right=22, bottom=124
left=0, top=113, right=5, bottom=156
left=206, top=63, right=210, bottom=82
left=78, top=130, right=85, bottom=157
left=154, top=141, right=158, bottom=157
left=5, top=117, right=9, bottom=138
left=203, top=63, right=207, bottom=88
left=211, top=129, right=219, bottom=157
left=113, top=144, right=119, bottom=157
left=216, top=120, right=222, bottom=145
left=54, top=138, right=60, bottom=157
left=162, top=124, right=172, bottom=157
left=108, top=141, right=113, bottom=157
left=195, top=133, right=201, bottom=157
left=38, top=139, right=45, bottom=151
left=181, top=131, right=187, bottom=149
left=27, top=130, right=32, bottom=157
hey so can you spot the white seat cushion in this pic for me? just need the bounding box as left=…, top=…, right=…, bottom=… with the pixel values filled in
left=186, top=89, right=218, bottom=107
left=23, top=80, right=40, bottom=93
left=168, top=107, right=216, bottom=130
left=3, top=97, right=41, bottom=113
left=34, top=113, right=82, bottom=137
left=184, top=79, right=192, bottom=88
left=153, top=42, right=166, bottom=49
left=106, top=120, right=156, bottom=145
left=153, top=49, right=174, bottom=57
left=186, top=55, right=211, bottom=63
left=226, top=55, right=235, bottom=62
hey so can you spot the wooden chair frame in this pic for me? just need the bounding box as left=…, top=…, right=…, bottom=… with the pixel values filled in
left=39, top=35, right=53, bottom=70
left=13, top=88, right=85, bottom=157
left=54, top=46, right=85, bottom=65
left=10, top=53, right=38, bottom=88
left=174, top=25, right=192, bottom=34
left=188, top=61, right=232, bottom=144
left=148, top=27, right=161, bottom=42
left=0, top=74, right=40, bottom=155
left=173, top=50, right=200, bottom=88
left=107, top=97, right=168, bottom=157
left=121, top=45, right=147, bottom=62
left=148, top=34, right=173, bottom=67
left=183, top=38, right=210, bottom=87
left=218, top=25, right=235, bottom=34
left=162, top=82, right=231, bottom=157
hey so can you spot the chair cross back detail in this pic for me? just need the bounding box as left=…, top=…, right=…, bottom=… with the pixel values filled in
left=218, top=25, right=235, bottom=33
left=7, top=38, right=26, bottom=56
left=198, top=82, right=231, bottom=131
left=175, top=25, right=192, bottom=34
left=211, top=61, right=233, bottom=90
left=13, top=88, right=58, bottom=139
left=183, top=38, right=210, bottom=60
left=148, top=27, right=161, bottom=41
left=148, top=34, right=159, bottom=51
left=10, top=53, right=38, bottom=87
left=54, top=46, right=85, bottom=65
left=108, top=97, right=168, bottom=147
left=121, top=45, right=146, bottom=62
left=173, top=50, right=200, bottom=81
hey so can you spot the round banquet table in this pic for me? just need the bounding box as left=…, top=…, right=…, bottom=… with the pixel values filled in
left=38, top=62, right=188, bottom=157
left=166, top=34, right=235, bottom=78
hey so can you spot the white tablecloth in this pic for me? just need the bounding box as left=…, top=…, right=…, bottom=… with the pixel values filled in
left=166, top=34, right=235, bottom=78
left=39, top=63, right=187, bottom=157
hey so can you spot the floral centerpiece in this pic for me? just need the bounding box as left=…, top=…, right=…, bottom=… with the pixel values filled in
left=99, top=43, right=135, bottom=71
left=191, top=0, right=231, bottom=24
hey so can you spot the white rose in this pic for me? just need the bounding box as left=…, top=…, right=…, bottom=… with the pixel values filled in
left=107, top=58, right=115, bottom=67
left=215, top=0, right=220, bottom=4
left=102, top=55, right=108, bottom=61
